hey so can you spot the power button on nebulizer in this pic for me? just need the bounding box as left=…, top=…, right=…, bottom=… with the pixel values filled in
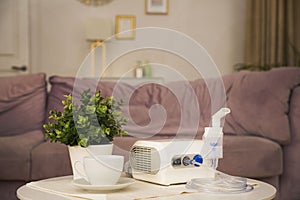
left=192, top=154, right=203, bottom=167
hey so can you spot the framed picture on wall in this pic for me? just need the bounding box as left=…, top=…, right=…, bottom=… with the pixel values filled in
left=145, top=0, right=169, bottom=15
left=115, top=15, right=136, bottom=39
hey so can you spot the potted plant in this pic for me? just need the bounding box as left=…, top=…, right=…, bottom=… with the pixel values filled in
left=43, top=89, right=128, bottom=179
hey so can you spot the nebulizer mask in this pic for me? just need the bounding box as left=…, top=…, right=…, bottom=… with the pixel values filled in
left=186, top=108, right=254, bottom=194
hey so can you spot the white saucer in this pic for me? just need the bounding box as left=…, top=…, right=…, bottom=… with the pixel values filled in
left=72, top=177, right=135, bottom=191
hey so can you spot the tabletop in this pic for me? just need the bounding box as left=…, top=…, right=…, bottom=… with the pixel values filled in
left=17, top=176, right=276, bottom=200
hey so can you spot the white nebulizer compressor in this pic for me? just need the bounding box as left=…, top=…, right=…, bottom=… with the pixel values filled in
left=129, top=108, right=230, bottom=185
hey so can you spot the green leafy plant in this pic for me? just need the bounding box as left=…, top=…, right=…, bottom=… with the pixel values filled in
left=43, top=90, right=128, bottom=147
left=233, top=63, right=282, bottom=71
left=235, top=42, right=300, bottom=72
left=289, top=41, right=300, bottom=67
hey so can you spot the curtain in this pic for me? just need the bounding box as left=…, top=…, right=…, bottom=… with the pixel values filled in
left=244, top=0, right=299, bottom=67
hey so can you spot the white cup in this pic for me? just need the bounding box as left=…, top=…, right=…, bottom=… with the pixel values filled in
left=75, top=155, right=124, bottom=185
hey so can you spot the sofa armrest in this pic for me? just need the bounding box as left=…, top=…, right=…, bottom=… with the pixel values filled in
left=280, top=86, right=300, bottom=200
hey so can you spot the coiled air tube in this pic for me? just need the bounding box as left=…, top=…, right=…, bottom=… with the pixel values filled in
left=186, top=169, right=254, bottom=194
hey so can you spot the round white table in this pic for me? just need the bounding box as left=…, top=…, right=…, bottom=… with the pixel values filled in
left=17, top=176, right=276, bottom=200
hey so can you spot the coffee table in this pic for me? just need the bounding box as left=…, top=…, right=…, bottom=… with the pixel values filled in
left=17, top=176, right=276, bottom=200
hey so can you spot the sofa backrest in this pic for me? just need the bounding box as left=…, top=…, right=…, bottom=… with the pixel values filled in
left=0, top=73, right=47, bottom=136
left=47, top=76, right=224, bottom=138
left=47, top=67, right=300, bottom=144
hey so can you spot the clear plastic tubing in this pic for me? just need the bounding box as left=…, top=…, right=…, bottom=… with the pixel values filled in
left=186, top=168, right=254, bottom=194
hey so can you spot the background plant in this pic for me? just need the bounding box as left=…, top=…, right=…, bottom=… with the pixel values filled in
left=234, top=43, right=300, bottom=72
left=43, top=90, right=128, bottom=147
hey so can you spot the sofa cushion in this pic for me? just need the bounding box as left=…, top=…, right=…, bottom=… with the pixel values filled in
left=219, top=135, right=282, bottom=178
left=47, top=76, right=117, bottom=118
left=0, top=130, right=44, bottom=181
left=113, top=135, right=282, bottom=178
left=190, top=74, right=236, bottom=134
left=0, top=73, right=47, bottom=136
left=48, top=76, right=193, bottom=137
left=126, top=82, right=187, bottom=137
left=31, top=141, right=72, bottom=180
left=224, top=67, right=300, bottom=144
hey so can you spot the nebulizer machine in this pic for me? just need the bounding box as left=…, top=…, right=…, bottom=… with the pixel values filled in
left=129, top=108, right=254, bottom=194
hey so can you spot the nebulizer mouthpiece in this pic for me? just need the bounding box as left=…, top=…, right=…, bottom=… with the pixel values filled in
left=211, top=108, right=231, bottom=127
left=186, top=108, right=254, bottom=194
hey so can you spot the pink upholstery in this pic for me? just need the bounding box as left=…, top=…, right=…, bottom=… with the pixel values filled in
left=280, top=87, right=300, bottom=200
left=1, top=68, right=300, bottom=200
left=224, top=67, right=300, bottom=144
left=0, top=130, right=44, bottom=180
left=0, top=73, right=46, bottom=136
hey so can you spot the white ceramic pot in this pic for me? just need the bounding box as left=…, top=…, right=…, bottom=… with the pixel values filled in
left=68, top=144, right=113, bottom=180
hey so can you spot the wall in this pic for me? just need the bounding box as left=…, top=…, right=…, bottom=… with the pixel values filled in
left=29, top=0, right=246, bottom=80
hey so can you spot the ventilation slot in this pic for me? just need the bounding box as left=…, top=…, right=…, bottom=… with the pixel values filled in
left=130, top=146, right=159, bottom=175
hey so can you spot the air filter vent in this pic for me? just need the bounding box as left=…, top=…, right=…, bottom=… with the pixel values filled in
left=130, top=146, right=160, bottom=175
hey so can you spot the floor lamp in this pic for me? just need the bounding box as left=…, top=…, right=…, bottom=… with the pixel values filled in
left=85, top=18, right=112, bottom=77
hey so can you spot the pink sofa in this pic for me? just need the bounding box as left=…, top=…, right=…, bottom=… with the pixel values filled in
left=0, top=67, right=299, bottom=200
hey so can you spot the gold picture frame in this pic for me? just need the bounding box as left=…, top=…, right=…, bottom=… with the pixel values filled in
left=145, top=0, right=169, bottom=15
left=115, top=15, right=136, bottom=39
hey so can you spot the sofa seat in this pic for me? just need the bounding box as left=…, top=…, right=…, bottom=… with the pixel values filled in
left=30, top=142, right=72, bottom=180
left=0, top=130, right=44, bottom=181
left=29, top=135, right=281, bottom=182
left=113, top=135, right=282, bottom=179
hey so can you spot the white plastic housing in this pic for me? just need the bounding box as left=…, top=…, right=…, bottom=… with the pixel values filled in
left=130, top=139, right=215, bottom=185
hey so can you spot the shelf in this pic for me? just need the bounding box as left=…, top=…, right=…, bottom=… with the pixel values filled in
left=100, top=77, right=164, bottom=85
